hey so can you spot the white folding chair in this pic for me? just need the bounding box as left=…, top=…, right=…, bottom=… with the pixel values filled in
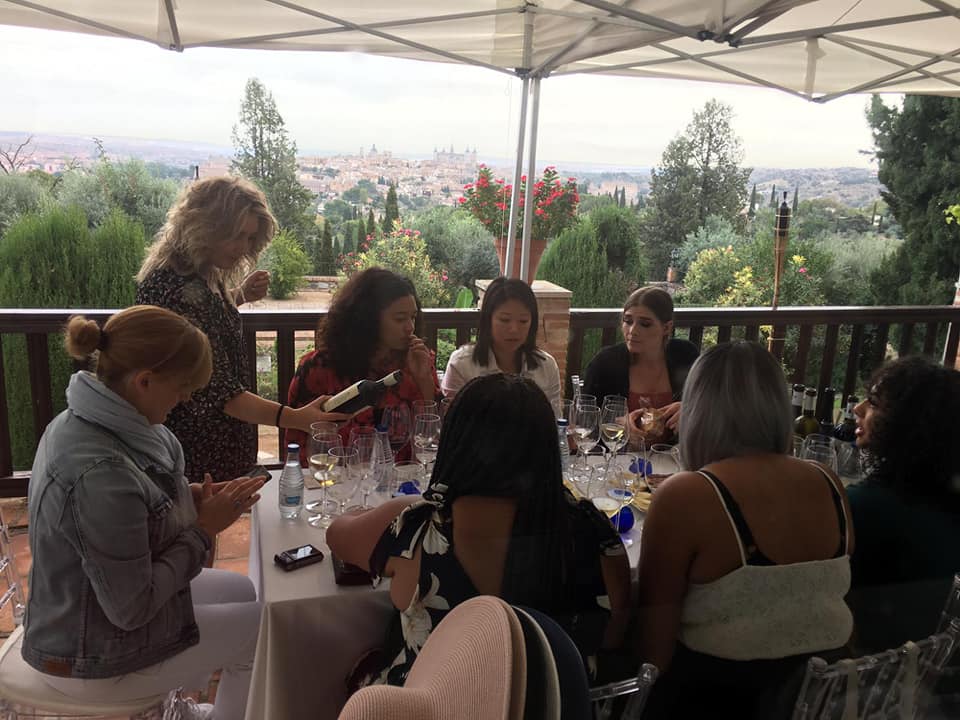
left=589, top=663, right=658, bottom=720
left=791, top=618, right=960, bottom=720
left=0, top=510, right=169, bottom=720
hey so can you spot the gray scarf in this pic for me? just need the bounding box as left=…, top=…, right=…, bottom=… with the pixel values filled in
left=66, top=371, right=185, bottom=476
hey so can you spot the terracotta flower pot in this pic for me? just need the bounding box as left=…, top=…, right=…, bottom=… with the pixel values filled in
left=493, top=237, right=547, bottom=285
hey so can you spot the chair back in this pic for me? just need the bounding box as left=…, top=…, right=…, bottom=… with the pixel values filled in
left=937, top=573, right=960, bottom=633
left=588, top=664, right=658, bottom=720
left=791, top=619, right=960, bottom=720
left=0, top=507, right=25, bottom=629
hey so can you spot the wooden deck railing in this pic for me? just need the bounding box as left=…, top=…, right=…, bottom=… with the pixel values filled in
left=1, top=304, right=958, bottom=496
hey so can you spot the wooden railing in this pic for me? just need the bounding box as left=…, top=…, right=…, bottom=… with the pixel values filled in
left=1, top=304, right=958, bottom=496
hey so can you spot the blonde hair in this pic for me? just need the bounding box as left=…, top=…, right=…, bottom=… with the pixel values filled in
left=65, top=306, right=212, bottom=392
left=137, top=176, right=276, bottom=294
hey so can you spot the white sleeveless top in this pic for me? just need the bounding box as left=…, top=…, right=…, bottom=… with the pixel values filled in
left=678, top=469, right=853, bottom=661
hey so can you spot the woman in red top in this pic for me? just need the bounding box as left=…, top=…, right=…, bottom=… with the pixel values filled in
left=287, top=267, right=440, bottom=460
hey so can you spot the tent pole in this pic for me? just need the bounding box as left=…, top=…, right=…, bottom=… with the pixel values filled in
left=520, top=75, right=542, bottom=284
left=504, top=75, right=529, bottom=279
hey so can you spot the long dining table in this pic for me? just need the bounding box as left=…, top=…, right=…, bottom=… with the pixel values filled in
left=244, top=459, right=645, bottom=720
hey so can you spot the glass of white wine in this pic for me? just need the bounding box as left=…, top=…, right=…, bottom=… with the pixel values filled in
left=600, top=402, right=628, bottom=465
left=307, top=431, right=340, bottom=528
left=573, top=404, right=600, bottom=479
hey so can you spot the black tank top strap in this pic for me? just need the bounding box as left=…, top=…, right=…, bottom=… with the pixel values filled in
left=807, top=463, right=849, bottom=557
left=697, top=470, right=775, bottom=567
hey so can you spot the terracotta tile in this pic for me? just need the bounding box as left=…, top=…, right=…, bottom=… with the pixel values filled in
left=214, top=557, right=249, bottom=576
left=0, top=498, right=28, bottom=529
left=216, top=515, right=251, bottom=560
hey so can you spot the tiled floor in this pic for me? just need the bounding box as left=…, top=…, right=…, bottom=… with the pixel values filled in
left=0, top=497, right=251, bottom=715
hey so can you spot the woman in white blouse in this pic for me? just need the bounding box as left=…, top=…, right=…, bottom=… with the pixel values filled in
left=442, top=277, right=561, bottom=410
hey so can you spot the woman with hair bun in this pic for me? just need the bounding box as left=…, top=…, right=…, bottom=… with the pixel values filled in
left=137, top=176, right=347, bottom=482
left=24, top=306, right=263, bottom=720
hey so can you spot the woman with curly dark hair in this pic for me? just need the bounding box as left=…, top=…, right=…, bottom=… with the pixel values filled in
left=846, top=355, right=960, bottom=652
left=286, top=267, right=440, bottom=460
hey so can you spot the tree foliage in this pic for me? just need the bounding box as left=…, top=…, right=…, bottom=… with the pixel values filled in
left=0, top=173, right=50, bottom=236
left=641, top=100, right=751, bottom=280
left=382, top=184, right=400, bottom=233
left=232, top=78, right=315, bottom=237
left=586, top=204, right=648, bottom=282
left=405, top=206, right=499, bottom=292
left=262, top=230, right=310, bottom=299
left=537, top=220, right=632, bottom=308
left=866, top=95, right=960, bottom=305
left=318, top=221, right=336, bottom=276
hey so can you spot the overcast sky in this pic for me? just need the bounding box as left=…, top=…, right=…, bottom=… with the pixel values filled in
left=1, top=24, right=888, bottom=169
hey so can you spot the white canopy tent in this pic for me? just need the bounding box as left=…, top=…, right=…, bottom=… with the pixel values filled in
left=3, top=0, right=960, bottom=278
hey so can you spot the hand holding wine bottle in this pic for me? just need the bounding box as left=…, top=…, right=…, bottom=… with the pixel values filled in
left=289, top=395, right=353, bottom=432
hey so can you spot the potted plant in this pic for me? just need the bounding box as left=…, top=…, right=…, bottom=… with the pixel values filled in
left=459, top=165, right=579, bottom=283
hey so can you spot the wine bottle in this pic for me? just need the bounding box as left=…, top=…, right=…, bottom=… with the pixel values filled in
left=790, top=383, right=805, bottom=420
left=817, top=387, right=836, bottom=436
left=833, top=395, right=858, bottom=444
left=794, top=387, right=819, bottom=438
left=322, top=370, right=403, bottom=414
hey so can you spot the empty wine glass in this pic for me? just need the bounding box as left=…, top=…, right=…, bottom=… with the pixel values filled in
left=602, top=395, right=628, bottom=412
left=382, top=404, right=412, bottom=460
left=351, top=433, right=379, bottom=509
left=576, top=393, right=597, bottom=409
left=310, top=421, right=339, bottom=436
left=306, top=431, right=341, bottom=527
left=439, top=397, right=453, bottom=424
left=648, top=443, right=681, bottom=492
left=413, top=400, right=438, bottom=416
left=327, top=445, right=360, bottom=516
left=414, top=413, right=441, bottom=476
left=801, top=443, right=838, bottom=472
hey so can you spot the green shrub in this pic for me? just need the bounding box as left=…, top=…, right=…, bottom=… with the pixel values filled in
left=263, top=230, right=311, bottom=299
left=0, top=206, right=144, bottom=469
left=0, top=173, right=50, bottom=236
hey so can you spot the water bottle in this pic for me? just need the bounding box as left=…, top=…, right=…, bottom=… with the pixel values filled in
left=557, top=418, right=571, bottom=475
left=278, top=442, right=304, bottom=520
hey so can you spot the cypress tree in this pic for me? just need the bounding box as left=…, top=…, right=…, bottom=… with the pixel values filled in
left=748, top=183, right=757, bottom=218
left=318, top=221, right=335, bottom=275
left=382, top=184, right=400, bottom=233
left=792, top=187, right=799, bottom=214
left=769, top=184, right=777, bottom=208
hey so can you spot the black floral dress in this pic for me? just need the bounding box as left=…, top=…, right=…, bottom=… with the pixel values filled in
left=136, top=267, right=256, bottom=483
left=365, top=483, right=625, bottom=687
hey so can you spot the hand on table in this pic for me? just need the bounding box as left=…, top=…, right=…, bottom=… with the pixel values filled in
left=195, top=473, right=265, bottom=539
left=239, top=270, right=270, bottom=305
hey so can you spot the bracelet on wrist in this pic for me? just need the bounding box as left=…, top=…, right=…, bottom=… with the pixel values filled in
left=275, top=403, right=286, bottom=427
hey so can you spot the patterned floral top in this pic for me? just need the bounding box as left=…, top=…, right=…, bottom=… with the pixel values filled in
left=286, top=348, right=440, bottom=464
left=136, top=267, right=256, bottom=483
left=364, top=484, right=626, bottom=687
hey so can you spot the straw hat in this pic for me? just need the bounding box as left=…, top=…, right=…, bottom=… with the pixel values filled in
left=338, top=596, right=527, bottom=720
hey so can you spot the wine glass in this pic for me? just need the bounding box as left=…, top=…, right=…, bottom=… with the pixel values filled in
left=382, top=404, right=412, bottom=460
left=576, top=393, right=597, bottom=410
left=413, top=400, right=438, bottom=416
left=602, top=395, right=627, bottom=412
left=310, top=421, right=339, bottom=436
left=327, top=445, right=360, bottom=516
left=573, top=404, right=600, bottom=478
left=801, top=443, right=838, bottom=472
left=648, top=443, right=681, bottom=492
left=439, top=397, right=453, bottom=424
left=600, top=402, right=628, bottom=459
left=413, top=413, right=441, bottom=476
left=306, top=431, right=341, bottom=527
left=351, top=433, right=379, bottom=509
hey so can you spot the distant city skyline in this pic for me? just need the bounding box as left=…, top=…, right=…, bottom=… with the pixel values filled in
left=1, top=24, right=889, bottom=169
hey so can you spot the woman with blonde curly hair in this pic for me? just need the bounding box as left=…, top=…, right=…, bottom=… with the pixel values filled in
left=137, top=176, right=347, bottom=483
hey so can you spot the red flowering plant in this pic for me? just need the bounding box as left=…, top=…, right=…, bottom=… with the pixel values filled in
left=459, top=165, right=579, bottom=241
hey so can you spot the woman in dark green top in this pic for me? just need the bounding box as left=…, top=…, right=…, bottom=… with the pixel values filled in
left=846, top=355, right=960, bottom=652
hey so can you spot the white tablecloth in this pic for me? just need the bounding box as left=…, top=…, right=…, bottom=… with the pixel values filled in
left=245, top=477, right=393, bottom=720
left=245, top=467, right=644, bottom=720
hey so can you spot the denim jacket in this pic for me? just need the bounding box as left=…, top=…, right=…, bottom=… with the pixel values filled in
left=23, top=373, right=211, bottom=679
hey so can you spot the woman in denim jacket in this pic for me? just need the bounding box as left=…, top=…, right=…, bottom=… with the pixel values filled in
left=24, top=306, right=264, bottom=720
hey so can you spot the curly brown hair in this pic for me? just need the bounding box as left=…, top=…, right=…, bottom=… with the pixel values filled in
left=318, top=267, right=421, bottom=380
left=862, top=355, right=960, bottom=508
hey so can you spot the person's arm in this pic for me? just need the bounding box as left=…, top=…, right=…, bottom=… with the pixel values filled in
left=600, top=550, right=632, bottom=649
left=406, top=336, right=440, bottom=403
left=634, top=471, right=702, bottom=671
left=223, top=391, right=349, bottom=432
left=326, top=497, right=419, bottom=572
left=542, top=353, right=562, bottom=411
left=66, top=460, right=211, bottom=631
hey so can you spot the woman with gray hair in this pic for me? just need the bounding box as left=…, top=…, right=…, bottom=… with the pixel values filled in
left=635, top=341, right=855, bottom=719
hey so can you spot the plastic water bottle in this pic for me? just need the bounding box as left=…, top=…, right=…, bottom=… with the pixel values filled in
left=278, top=443, right=304, bottom=520
left=557, top=418, right=571, bottom=475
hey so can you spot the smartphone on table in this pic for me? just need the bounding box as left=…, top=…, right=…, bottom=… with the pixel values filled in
left=274, top=544, right=325, bottom=571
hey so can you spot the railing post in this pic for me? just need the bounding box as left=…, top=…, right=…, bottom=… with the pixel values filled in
left=0, top=335, right=11, bottom=479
